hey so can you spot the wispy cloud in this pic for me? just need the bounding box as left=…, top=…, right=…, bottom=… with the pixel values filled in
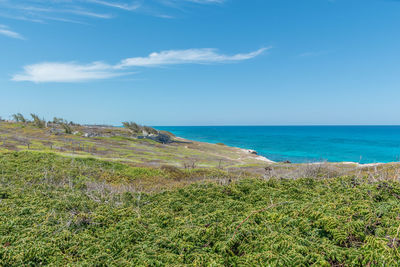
left=0, top=0, right=225, bottom=23
left=12, top=62, right=121, bottom=83
left=13, top=47, right=269, bottom=83
left=118, top=47, right=268, bottom=67
left=0, top=0, right=130, bottom=23
left=66, top=9, right=113, bottom=19
left=0, top=24, right=24, bottom=39
left=87, top=0, right=140, bottom=11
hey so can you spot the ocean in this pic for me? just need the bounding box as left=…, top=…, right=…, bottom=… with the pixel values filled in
left=155, top=126, right=400, bottom=164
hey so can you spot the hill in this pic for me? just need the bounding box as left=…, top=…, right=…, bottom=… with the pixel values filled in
left=0, top=120, right=269, bottom=171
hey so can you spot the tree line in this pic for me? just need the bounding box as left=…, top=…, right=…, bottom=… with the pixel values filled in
left=7, top=114, right=163, bottom=137
left=10, top=113, right=76, bottom=134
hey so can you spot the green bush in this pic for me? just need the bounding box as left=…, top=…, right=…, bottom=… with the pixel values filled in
left=61, top=123, right=72, bottom=134
left=122, top=121, right=142, bottom=133
left=122, top=122, right=158, bottom=135
left=1, top=151, right=400, bottom=266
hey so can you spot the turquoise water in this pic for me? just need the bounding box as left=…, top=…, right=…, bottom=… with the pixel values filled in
left=156, top=126, right=400, bottom=164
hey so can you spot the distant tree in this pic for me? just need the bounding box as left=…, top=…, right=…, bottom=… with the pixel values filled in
left=30, top=113, right=46, bottom=128
left=123, top=122, right=142, bottom=133
left=53, top=117, right=68, bottom=124
left=143, top=126, right=158, bottom=135
left=61, top=123, right=72, bottom=134
left=11, top=114, right=19, bottom=122
left=18, top=113, right=27, bottom=122
left=52, top=117, right=79, bottom=126
left=12, top=113, right=27, bottom=123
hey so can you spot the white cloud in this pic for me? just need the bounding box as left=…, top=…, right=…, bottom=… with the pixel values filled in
left=118, top=47, right=269, bottom=68
left=0, top=24, right=24, bottom=39
left=13, top=47, right=268, bottom=83
left=12, top=62, right=121, bottom=83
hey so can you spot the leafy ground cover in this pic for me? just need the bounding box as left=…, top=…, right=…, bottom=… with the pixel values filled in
left=1, top=152, right=400, bottom=266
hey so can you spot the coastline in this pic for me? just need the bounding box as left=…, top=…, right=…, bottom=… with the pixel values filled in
left=158, top=126, right=400, bottom=167
left=174, top=135, right=399, bottom=167
left=237, top=148, right=275, bottom=163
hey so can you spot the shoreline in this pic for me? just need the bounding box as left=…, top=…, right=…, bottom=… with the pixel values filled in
left=175, top=136, right=398, bottom=167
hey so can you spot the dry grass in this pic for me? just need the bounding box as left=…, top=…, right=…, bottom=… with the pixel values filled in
left=261, top=162, right=400, bottom=183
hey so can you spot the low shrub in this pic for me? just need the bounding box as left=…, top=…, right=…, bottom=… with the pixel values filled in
left=1, top=151, right=400, bottom=266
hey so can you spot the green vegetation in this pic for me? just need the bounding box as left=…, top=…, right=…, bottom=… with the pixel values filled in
left=122, top=121, right=158, bottom=135
left=1, top=151, right=400, bottom=266
left=52, top=117, right=68, bottom=125
left=30, top=113, right=46, bottom=128
left=143, top=126, right=158, bottom=135
left=11, top=113, right=27, bottom=123
left=60, top=123, right=72, bottom=134
left=122, top=121, right=142, bottom=133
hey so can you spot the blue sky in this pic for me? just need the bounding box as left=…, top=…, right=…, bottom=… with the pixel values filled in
left=1, top=0, right=400, bottom=125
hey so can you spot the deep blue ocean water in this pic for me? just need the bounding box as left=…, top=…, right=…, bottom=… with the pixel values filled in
left=155, top=126, right=400, bottom=164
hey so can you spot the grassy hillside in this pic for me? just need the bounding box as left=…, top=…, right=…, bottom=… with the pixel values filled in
left=0, top=121, right=269, bottom=170
left=1, top=151, right=400, bottom=266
